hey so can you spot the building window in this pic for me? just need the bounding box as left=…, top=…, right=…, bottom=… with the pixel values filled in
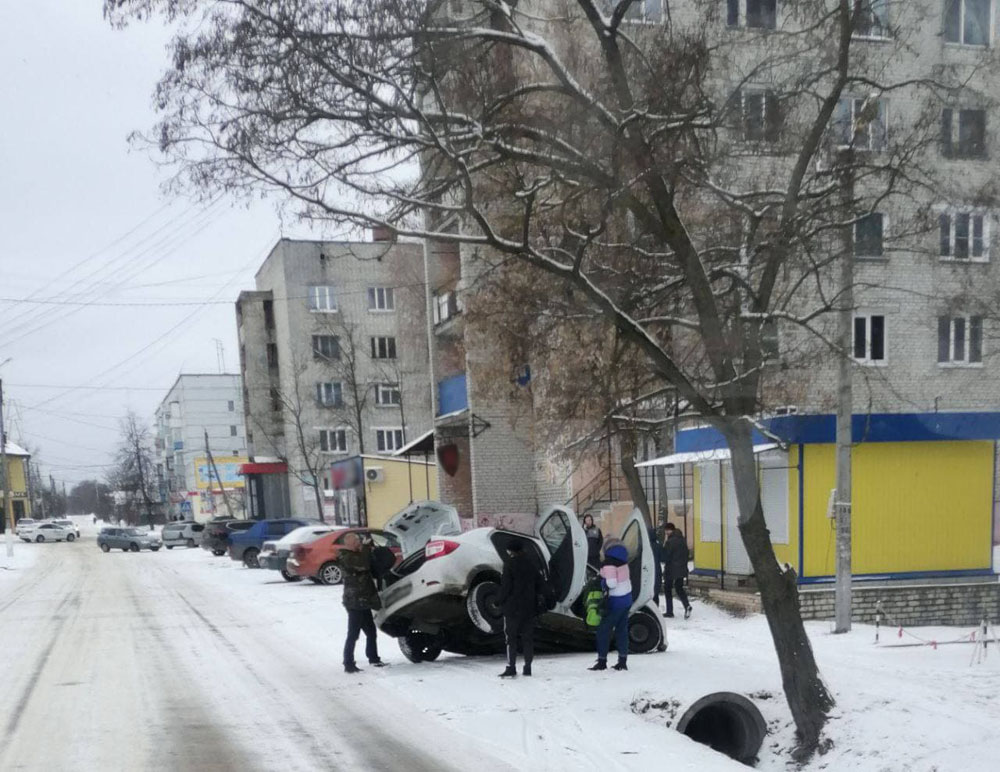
left=266, top=343, right=279, bottom=369
left=375, top=428, right=405, bottom=452
left=939, top=212, right=989, bottom=260
left=263, top=299, right=275, bottom=329
left=319, top=428, right=348, bottom=454
left=761, top=320, right=780, bottom=361
left=727, top=0, right=777, bottom=29
left=938, top=315, right=984, bottom=364
left=228, top=400, right=235, bottom=412
left=853, top=313, right=886, bottom=364
left=370, top=336, right=397, bottom=359
left=375, top=383, right=401, bottom=406
left=269, top=387, right=282, bottom=412
left=945, top=0, right=992, bottom=46
left=433, top=291, right=461, bottom=325
left=367, top=286, right=395, bottom=312
left=854, top=213, right=885, bottom=258
left=740, top=89, right=782, bottom=143
left=316, top=381, right=344, bottom=408
left=854, top=0, right=890, bottom=37
left=618, top=0, right=663, bottom=23
left=308, top=285, right=337, bottom=312
left=230, top=425, right=238, bottom=437
left=941, top=108, right=986, bottom=158
left=832, top=97, right=888, bottom=151
left=312, top=335, right=341, bottom=361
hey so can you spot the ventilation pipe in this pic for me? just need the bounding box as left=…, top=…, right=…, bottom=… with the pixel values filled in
left=676, top=692, right=767, bottom=764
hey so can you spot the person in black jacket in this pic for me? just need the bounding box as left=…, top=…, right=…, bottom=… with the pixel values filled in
left=496, top=541, right=542, bottom=678
left=582, top=514, right=603, bottom=568
left=662, top=523, right=692, bottom=619
left=338, top=532, right=386, bottom=673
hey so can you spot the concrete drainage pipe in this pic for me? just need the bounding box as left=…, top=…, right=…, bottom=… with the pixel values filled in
left=675, top=691, right=767, bottom=764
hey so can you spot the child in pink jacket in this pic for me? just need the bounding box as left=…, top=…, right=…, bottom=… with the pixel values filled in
left=589, top=544, right=632, bottom=671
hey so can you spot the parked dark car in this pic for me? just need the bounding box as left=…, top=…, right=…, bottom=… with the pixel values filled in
left=200, top=517, right=252, bottom=556
left=97, top=527, right=162, bottom=553
left=228, top=519, right=317, bottom=568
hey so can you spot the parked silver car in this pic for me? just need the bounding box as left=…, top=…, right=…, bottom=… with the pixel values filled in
left=162, top=521, right=205, bottom=548
left=97, top=527, right=162, bottom=552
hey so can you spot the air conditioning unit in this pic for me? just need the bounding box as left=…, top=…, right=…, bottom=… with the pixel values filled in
left=365, top=467, right=385, bottom=484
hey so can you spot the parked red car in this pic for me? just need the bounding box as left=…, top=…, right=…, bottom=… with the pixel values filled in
left=286, top=528, right=401, bottom=585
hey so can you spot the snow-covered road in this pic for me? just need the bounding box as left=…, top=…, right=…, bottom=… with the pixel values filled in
left=0, top=540, right=510, bottom=772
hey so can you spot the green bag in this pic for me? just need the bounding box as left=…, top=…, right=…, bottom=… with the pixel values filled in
left=584, top=586, right=606, bottom=628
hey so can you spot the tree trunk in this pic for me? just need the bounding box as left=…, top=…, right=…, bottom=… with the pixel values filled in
left=619, top=431, right=652, bottom=528
left=312, top=482, right=325, bottom=524
left=724, top=422, right=833, bottom=757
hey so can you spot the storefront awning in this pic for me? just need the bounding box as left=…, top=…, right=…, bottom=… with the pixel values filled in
left=635, top=443, right=779, bottom=468
left=238, top=461, right=288, bottom=475
left=393, top=428, right=434, bottom=456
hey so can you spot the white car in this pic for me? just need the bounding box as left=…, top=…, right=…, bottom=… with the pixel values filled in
left=14, top=518, right=38, bottom=537
left=260, top=524, right=337, bottom=581
left=376, top=502, right=665, bottom=662
left=162, top=521, right=205, bottom=548
left=52, top=519, right=81, bottom=539
left=22, top=522, right=77, bottom=543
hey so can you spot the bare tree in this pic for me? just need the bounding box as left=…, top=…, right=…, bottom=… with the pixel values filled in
left=109, top=411, right=157, bottom=528
left=106, top=0, right=1000, bottom=754
left=314, top=316, right=371, bottom=453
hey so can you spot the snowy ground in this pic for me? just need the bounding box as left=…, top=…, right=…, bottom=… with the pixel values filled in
left=1, top=527, right=998, bottom=770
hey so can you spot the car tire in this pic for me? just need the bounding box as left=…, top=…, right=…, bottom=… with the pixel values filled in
left=130, top=543, right=140, bottom=552
left=243, top=548, right=260, bottom=569
left=100, top=543, right=110, bottom=553
left=67, top=533, right=76, bottom=542
left=627, top=608, right=663, bottom=654
left=186, top=539, right=196, bottom=548
left=307, top=576, right=323, bottom=585
left=166, top=545, right=174, bottom=549
left=36, top=535, right=45, bottom=543
left=212, top=548, right=226, bottom=557
left=466, top=581, right=504, bottom=634
left=399, top=632, right=443, bottom=663
left=150, top=547, right=160, bottom=552
left=319, top=562, right=343, bottom=585
left=280, top=569, right=302, bottom=583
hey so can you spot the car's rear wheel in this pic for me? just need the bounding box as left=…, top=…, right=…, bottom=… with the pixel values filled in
left=186, top=538, right=196, bottom=548
left=467, top=581, right=504, bottom=634
left=280, top=569, right=302, bottom=583
left=150, top=547, right=160, bottom=552
left=627, top=609, right=663, bottom=654
left=212, top=548, right=226, bottom=557
left=36, top=535, right=45, bottom=543
left=66, top=533, right=76, bottom=542
left=399, top=632, right=443, bottom=663
left=319, top=562, right=343, bottom=585
left=100, top=543, right=110, bottom=553
left=243, top=548, right=260, bottom=569
left=130, top=543, right=140, bottom=552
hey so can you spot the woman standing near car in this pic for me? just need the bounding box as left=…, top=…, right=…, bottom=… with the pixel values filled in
left=589, top=544, right=632, bottom=672
left=582, top=514, right=603, bottom=567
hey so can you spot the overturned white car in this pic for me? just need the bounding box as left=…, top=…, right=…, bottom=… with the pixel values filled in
left=376, top=502, right=665, bottom=662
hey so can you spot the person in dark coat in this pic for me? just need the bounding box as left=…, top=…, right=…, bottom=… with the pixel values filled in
left=648, top=524, right=662, bottom=607
left=496, top=541, right=542, bottom=678
left=582, top=514, right=604, bottom=568
left=338, top=531, right=385, bottom=673
left=662, top=523, right=692, bottom=619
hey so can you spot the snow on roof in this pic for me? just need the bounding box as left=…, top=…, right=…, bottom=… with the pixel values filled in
left=635, top=443, right=778, bottom=468
left=3, top=441, right=30, bottom=457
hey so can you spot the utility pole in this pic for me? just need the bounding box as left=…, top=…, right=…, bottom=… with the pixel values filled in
left=834, top=149, right=855, bottom=634
left=1, top=380, right=13, bottom=557
left=205, top=429, right=234, bottom=519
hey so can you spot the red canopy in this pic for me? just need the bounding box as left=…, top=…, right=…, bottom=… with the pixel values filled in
left=238, top=462, right=288, bottom=475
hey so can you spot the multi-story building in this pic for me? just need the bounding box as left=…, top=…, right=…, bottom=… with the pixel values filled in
left=237, top=234, right=433, bottom=521
left=154, top=373, right=247, bottom=522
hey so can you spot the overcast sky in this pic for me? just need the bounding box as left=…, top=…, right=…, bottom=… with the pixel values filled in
left=1, top=2, right=325, bottom=491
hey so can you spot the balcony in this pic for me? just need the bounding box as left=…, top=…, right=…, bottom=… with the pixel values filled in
left=437, top=373, right=468, bottom=417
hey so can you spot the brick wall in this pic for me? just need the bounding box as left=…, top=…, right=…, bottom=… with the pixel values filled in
left=799, top=581, right=1000, bottom=626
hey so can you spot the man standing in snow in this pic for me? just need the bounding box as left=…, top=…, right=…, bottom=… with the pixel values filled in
left=496, top=541, right=542, bottom=678
left=338, top=531, right=386, bottom=673
left=663, top=523, right=692, bottom=619
left=590, top=543, right=632, bottom=671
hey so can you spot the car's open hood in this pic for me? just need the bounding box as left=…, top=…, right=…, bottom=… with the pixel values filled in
left=383, top=500, right=462, bottom=557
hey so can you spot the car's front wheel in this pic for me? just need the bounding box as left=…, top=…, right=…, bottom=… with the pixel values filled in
left=212, top=548, right=226, bottom=557
left=243, top=548, right=260, bottom=569
left=150, top=547, right=160, bottom=552
left=307, top=576, right=323, bottom=585
left=100, top=543, right=110, bottom=553
left=35, top=535, right=45, bottom=543
left=186, top=539, right=196, bottom=548
left=130, top=543, right=140, bottom=552
left=319, top=562, right=343, bottom=585
left=280, top=569, right=302, bottom=583
left=166, top=545, right=174, bottom=549
left=467, top=581, right=504, bottom=634
left=66, top=533, right=76, bottom=542
left=399, top=632, right=443, bottom=663
left=627, top=608, right=664, bottom=654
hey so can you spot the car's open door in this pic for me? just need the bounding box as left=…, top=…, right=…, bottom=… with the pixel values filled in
left=534, top=505, right=588, bottom=611
left=383, top=500, right=462, bottom=557
left=618, top=509, right=655, bottom=610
